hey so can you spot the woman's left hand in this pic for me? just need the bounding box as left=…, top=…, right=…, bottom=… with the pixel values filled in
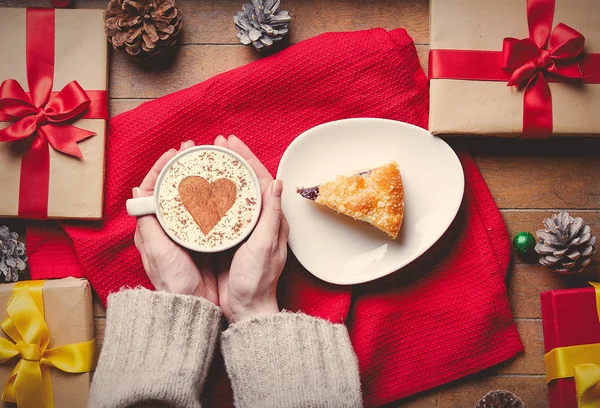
left=214, top=135, right=289, bottom=323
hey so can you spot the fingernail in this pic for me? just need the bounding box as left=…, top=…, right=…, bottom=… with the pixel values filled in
left=229, top=134, right=238, bottom=141
left=132, top=187, right=140, bottom=197
left=168, top=148, right=177, bottom=154
left=272, top=179, right=283, bottom=197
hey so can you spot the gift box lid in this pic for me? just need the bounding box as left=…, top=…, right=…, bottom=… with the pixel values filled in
left=541, top=286, right=600, bottom=352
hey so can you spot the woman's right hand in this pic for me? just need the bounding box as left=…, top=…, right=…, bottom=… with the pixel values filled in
left=133, top=141, right=219, bottom=305
left=214, top=135, right=290, bottom=323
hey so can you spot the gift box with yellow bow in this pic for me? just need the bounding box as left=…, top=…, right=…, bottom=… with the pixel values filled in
left=0, top=278, right=96, bottom=408
left=541, top=282, right=600, bottom=408
left=0, top=8, right=107, bottom=220
left=429, top=0, right=600, bottom=138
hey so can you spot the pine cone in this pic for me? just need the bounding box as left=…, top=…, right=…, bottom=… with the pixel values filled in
left=535, top=211, right=596, bottom=274
left=475, top=390, right=525, bottom=408
left=104, top=0, right=182, bottom=58
left=234, top=0, right=291, bottom=50
left=0, top=226, right=27, bottom=283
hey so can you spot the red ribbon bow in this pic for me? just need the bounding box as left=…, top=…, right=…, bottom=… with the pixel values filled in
left=500, top=0, right=585, bottom=137
left=0, top=79, right=95, bottom=160
left=502, top=24, right=584, bottom=87
left=0, top=8, right=106, bottom=219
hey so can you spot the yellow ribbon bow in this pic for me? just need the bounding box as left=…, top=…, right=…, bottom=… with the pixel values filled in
left=545, top=282, right=600, bottom=408
left=0, top=280, right=96, bottom=408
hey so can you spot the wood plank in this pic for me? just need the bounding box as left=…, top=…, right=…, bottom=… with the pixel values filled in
left=110, top=45, right=256, bottom=99
left=476, top=155, right=600, bottom=209
left=496, top=320, right=544, bottom=375
left=384, top=392, right=438, bottom=408
left=416, top=45, right=428, bottom=73
left=108, top=40, right=424, bottom=114
left=93, top=293, right=106, bottom=317
left=110, top=43, right=429, bottom=99
left=509, top=263, right=600, bottom=319
left=0, top=0, right=429, bottom=45
left=436, top=374, right=548, bottom=408
left=462, top=138, right=600, bottom=210
left=502, top=210, right=600, bottom=244
left=280, top=0, right=429, bottom=45
left=110, top=99, right=147, bottom=117
left=94, top=317, right=105, bottom=354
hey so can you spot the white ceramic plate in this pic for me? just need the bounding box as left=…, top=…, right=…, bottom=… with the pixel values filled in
left=276, top=118, right=465, bottom=285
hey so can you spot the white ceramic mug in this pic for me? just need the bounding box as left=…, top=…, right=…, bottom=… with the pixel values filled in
left=126, top=145, right=262, bottom=253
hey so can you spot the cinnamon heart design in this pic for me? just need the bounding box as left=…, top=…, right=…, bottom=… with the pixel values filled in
left=178, top=176, right=237, bottom=235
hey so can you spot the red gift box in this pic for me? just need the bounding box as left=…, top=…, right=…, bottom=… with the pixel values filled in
left=429, top=0, right=600, bottom=138
left=0, top=8, right=108, bottom=220
left=541, top=283, right=600, bottom=408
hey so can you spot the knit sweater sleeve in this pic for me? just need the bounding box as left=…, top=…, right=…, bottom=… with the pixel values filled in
left=88, top=288, right=222, bottom=408
left=221, top=312, right=363, bottom=408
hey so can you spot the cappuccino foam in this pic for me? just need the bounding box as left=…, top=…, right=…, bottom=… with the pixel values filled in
left=158, top=150, right=259, bottom=250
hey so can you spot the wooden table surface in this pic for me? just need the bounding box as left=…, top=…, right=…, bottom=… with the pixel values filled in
left=2, top=1, right=600, bottom=407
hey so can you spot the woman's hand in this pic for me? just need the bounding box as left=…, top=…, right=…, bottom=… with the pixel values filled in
left=214, top=135, right=290, bottom=323
left=132, top=140, right=219, bottom=305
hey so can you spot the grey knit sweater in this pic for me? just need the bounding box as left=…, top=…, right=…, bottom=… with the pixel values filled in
left=88, top=289, right=362, bottom=407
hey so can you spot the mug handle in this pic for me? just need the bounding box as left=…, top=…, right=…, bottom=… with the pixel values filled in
left=126, top=196, right=157, bottom=216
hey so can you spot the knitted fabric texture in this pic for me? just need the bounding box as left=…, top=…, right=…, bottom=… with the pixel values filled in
left=27, top=28, right=523, bottom=406
left=221, top=312, right=362, bottom=407
left=88, top=289, right=222, bottom=407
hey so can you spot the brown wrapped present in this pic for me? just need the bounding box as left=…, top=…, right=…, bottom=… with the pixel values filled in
left=0, top=279, right=96, bottom=407
left=0, top=8, right=108, bottom=219
left=429, top=0, right=600, bottom=138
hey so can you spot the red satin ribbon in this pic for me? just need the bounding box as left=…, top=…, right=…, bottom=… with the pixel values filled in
left=0, top=8, right=108, bottom=219
left=428, top=0, right=600, bottom=138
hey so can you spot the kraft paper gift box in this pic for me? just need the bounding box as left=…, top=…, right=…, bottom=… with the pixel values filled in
left=0, top=8, right=108, bottom=219
left=541, top=284, right=600, bottom=408
left=0, top=278, right=96, bottom=408
left=429, top=0, right=600, bottom=137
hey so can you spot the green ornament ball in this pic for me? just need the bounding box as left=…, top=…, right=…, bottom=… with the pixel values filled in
left=512, top=231, right=536, bottom=254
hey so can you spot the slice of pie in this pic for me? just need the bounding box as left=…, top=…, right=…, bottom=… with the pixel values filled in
left=297, top=162, right=404, bottom=239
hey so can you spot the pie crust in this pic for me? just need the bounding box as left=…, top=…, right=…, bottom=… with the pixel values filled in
left=297, top=162, right=404, bottom=238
